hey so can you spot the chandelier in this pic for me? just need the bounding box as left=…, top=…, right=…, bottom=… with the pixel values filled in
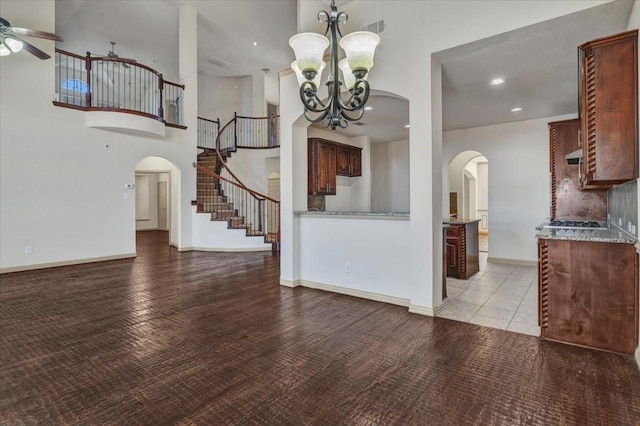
left=289, top=1, right=380, bottom=130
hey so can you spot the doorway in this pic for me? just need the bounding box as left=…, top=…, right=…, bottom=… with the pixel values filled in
left=267, top=102, right=278, bottom=147
left=448, top=151, right=489, bottom=253
left=135, top=156, right=179, bottom=247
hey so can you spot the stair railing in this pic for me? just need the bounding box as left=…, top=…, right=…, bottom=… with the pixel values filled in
left=54, top=48, right=186, bottom=128
left=194, top=164, right=280, bottom=244
left=197, top=117, right=220, bottom=150
left=206, top=114, right=281, bottom=245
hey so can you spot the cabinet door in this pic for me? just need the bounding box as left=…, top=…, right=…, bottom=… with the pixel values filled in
left=336, top=145, right=350, bottom=176
left=542, top=239, right=638, bottom=355
left=350, top=148, right=362, bottom=176
left=579, top=30, right=638, bottom=187
left=446, top=236, right=460, bottom=278
left=317, top=141, right=337, bottom=195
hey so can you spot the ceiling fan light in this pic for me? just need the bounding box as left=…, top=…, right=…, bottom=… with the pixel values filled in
left=0, top=42, right=10, bottom=56
left=339, top=31, right=380, bottom=73
left=289, top=32, right=329, bottom=74
left=292, top=60, right=325, bottom=88
left=4, top=37, right=23, bottom=53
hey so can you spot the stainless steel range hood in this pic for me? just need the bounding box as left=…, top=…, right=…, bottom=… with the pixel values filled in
left=565, top=149, right=582, bottom=165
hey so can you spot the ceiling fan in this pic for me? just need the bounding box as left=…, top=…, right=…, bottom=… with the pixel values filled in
left=0, top=17, right=63, bottom=59
left=92, top=41, right=137, bottom=69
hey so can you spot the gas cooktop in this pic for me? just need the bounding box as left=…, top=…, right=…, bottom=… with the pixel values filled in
left=545, top=220, right=608, bottom=230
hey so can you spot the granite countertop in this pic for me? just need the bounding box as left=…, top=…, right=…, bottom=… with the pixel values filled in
left=443, top=218, right=481, bottom=225
left=535, top=222, right=637, bottom=244
left=295, top=211, right=409, bottom=217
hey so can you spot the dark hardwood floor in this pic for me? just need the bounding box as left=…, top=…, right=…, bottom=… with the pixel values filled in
left=1, top=231, right=639, bottom=425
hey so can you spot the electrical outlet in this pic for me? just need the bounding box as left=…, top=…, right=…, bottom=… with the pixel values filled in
left=124, top=193, right=132, bottom=200
left=618, top=218, right=622, bottom=226
left=345, top=262, right=351, bottom=273
left=25, top=246, right=33, bottom=254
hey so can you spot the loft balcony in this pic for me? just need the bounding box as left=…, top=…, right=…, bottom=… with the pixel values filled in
left=53, top=49, right=186, bottom=138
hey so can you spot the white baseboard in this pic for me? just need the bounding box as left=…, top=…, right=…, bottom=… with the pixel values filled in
left=279, top=278, right=300, bottom=288
left=178, top=246, right=271, bottom=252
left=283, top=278, right=410, bottom=308
left=487, top=257, right=537, bottom=267
left=409, top=303, right=445, bottom=317
left=0, top=253, right=136, bottom=274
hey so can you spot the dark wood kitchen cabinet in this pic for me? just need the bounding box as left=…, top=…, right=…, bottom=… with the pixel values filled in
left=548, top=119, right=607, bottom=220
left=308, top=138, right=337, bottom=195
left=336, top=144, right=362, bottom=177
left=538, top=238, right=638, bottom=355
left=578, top=30, right=638, bottom=189
left=309, top=138, right=362, bottom=195
left=445, top=220, right=480, bottom=280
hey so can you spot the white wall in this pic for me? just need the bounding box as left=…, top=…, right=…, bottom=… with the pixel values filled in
left=197, top=75, right=244, bottom=123
left=0, top=1, right=197, bottom=271
left=444, top=115, right=575, bottom=262
left=298, top=216, right=413, bottom=299
left=224, top=148, right=281, bottom=196
left=371, top=140, right=410, bottom=212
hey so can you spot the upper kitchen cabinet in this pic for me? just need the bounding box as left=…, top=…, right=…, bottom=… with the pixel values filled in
left=578, top=30, right=638, bottom=190
left=336, top=144, right=363, bottom=177
left=548, top=119, right=607, bottom=220
left=308, top=138, right=337, bottom=195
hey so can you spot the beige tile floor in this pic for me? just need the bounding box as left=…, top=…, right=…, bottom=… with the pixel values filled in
left=438, top=253, right=540, bottom=336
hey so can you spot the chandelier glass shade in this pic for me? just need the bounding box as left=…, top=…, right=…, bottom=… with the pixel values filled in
left=289, top=1, right=380, bottom=129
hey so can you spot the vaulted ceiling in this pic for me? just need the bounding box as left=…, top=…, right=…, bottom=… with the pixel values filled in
left=53, top=0, right=635, bottom=141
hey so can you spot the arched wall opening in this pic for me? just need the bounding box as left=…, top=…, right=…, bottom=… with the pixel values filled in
left=134, top=156, right=181, bottom=247
left=448, top=150, right=489, bottom=252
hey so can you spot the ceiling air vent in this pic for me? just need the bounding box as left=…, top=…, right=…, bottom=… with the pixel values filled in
left=206, top=56, right=231, bottom=68
left=361, top=19, right=385, bottom=35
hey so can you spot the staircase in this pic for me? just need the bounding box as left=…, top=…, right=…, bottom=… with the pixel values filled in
left=195, top=150, right=252, bottom=233
left=194, top=115, right=280, bottom=248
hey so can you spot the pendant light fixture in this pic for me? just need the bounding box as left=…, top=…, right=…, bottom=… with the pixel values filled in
left=289, top=0, right=380, bottom=130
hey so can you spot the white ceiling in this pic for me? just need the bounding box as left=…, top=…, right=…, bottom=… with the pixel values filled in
left=436, top=0, right=634, bottom=131
left=53, top=0, right=634, bottom=140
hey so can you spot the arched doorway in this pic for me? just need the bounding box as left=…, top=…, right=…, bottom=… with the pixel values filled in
left=134, top=156, right=180, bottom=246
left=448, top=151, right=489, bottom=253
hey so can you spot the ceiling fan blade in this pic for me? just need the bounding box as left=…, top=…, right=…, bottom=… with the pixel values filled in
left=12, top=36, right=51, bottom=59
left=10, top=27, right=63, bottom=42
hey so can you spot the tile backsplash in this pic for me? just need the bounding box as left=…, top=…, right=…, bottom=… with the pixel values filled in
left=608, top=179, right=638, bottom=236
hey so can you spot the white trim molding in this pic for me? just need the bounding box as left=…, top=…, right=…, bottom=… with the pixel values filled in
left=0, top=253, right=136, bottom=274
left=279, top=278, right=300, bottom=288
left=636, top=346, right=640, bottom=371
left=280, top=278, right=410, bottom=308
left=178, top=246, right=271, bottom=252
left=409, top=303, right=445, bottom=317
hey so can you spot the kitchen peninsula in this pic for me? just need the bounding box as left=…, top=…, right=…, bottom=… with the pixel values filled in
left=444, top=219, right=480, bottom=279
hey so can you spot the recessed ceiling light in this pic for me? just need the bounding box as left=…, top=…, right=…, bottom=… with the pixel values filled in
left=511, top=107, right=523, bottom=112
left=404, top=124, right=410, bottom=128
left=364, top=106, right=373, bottom=111
left=252, top=41, right=259, bottom=46
left=490, top=78, right=505, bottom=85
